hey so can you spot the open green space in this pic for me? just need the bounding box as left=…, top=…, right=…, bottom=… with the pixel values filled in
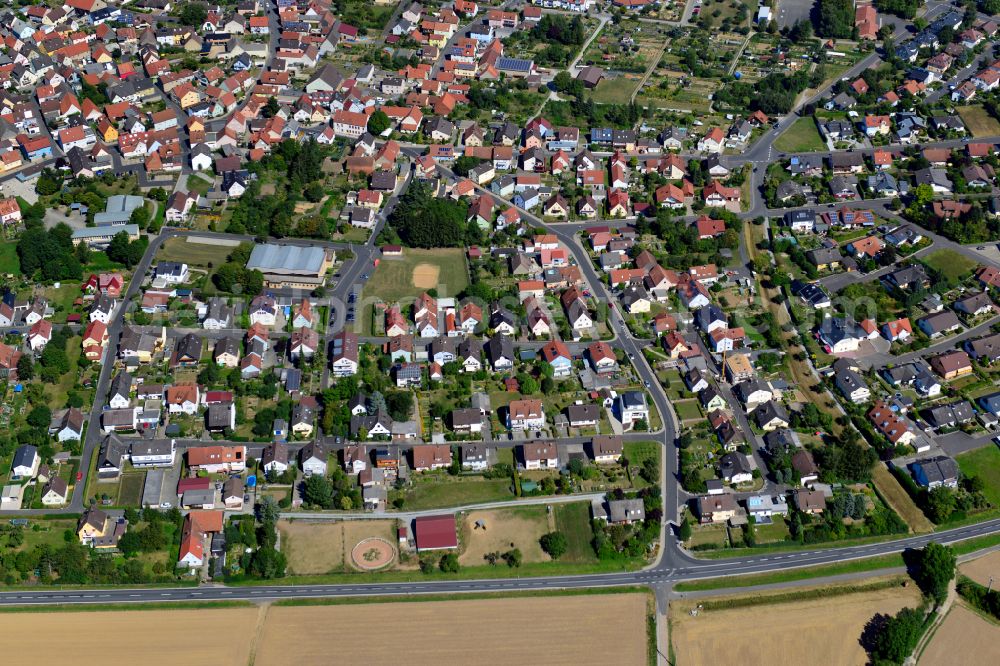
left=957, top=105, right=1000, bottom=138
left=957, top=445, right=1000, bottom=508
left=921, top=248, right=978, bottom=283
left=392, top=477, right=514, bottom=511
left=117, top=472, right=146, bottom=506
left=773, top=117, right=825, bottom=153
left=591, top=78, right=639, bottom=105
left=553, top=501, right=598, bottom=563
left=156, top=236, right=235, bottom=267
left=0, top=243, right=20, bottom=275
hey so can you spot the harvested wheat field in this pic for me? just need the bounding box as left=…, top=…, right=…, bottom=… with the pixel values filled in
left=459, top=507, right=552, bottom=566
left=671, top=582, right=922, bottom=666
left=279, top=520, right=345, bottom=574
left=918, top=603, right=1000, bottom=665
left=958, top=549, right=1000, bottom=587
left=0, top=608, right=258, bottom=666
left=412, top=263, right=440, bottom=289
left=256, top=593, right=647, bottom=665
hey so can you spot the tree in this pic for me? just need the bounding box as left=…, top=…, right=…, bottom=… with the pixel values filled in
left=816, top=0, right=855, bottom=38
left=539, top=531, right=568, bottom=559
left=679, top=517, right=692, bottom=542
left=303, top=183, right=325, bottom=203
left=870, top=607, right=926, bottom=663
left=303, top=474, right=334, bottom=509
left=178, top=4, right=208, bottom=26
left=913, top=542, right=956, bottom=603
left=130, top=205, right=150, bottom=229
left=385, top=391, right=414, bottom=421
left=439, top=552, right=460, bottom=572
left=925, top=485, right=957, bottom=523
left=386, top=181, right=466, bottom=248
left=27, top=405, right=51, bottom=429
left=263, top=96, right=280, bottom=118
left=249, top=547, right=287, bottom=579
left=502, top=548, right=522, bottom=567
left=16, top=355, right=34, bottom=381
left=367, top=110, right=391, bottom=136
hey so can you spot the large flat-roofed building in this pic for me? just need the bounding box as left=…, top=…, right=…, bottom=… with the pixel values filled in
left=246, top=243, right=334, bottom=288
left=72, top=224, right=140, bottom=247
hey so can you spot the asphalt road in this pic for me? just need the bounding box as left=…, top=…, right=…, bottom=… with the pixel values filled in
left=3, top=516, right=999, bottom=605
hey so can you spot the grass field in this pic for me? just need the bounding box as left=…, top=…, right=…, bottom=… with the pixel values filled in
left=366, top=247, right=469, bottom=302
left=591, top=77, right=640, bottom=104
left=674, top=399, right=702, bottom=421
left=459, top=506, right=551, bottom=566
left=156, top=237, right=238, bottom=267
left=773, top=117, right=826, bottom=153
left=118, top=472, right=145, bottom=506
left=395, top=477, right=514, bottom=511
left=0, top=608, right=258, bottom=665
left=922, top=248, right=978, bottom=282
left=671, top=579, right=922, bottom=666
left=0, top=243, right=20, bottom=275
left=279, top=521, right=345, bottom=574
left=553, top=502, right=598, bottom=562
left=42, top=336, right=82, bottom=409
left=957, top=445, right=1000, bottom=507
left=279, top=519, right=398, bottom=575
left=957, top=105, right=1000, bottom=138
left=872, top=464, right=934, bottom=533
left=257, top=594, right=647, bottom=665
left=918, top=603, right=1000, bottom=665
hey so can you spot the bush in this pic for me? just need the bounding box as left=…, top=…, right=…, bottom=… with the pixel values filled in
left=539, top=531, right=568, bottom=559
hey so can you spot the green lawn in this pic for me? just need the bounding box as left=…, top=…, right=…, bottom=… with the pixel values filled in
left=773, top=117, right=826, bottom=153
left=922, top=249, right=978, bottom=282
left=591, top=77, right=639, bottom=105
left=42, top=336, right=82, bottom=410
left=186, top=175, right=213, bottom=197
left=117, top=472, right=146, bottom=507
left=674, top=400, right=703, bottom=421
left=553, top=502, right=598, bottom=563
left=157, top=236, right=236, bottom=268
left=957, top=445, right=1000, bottom=507
left=0, top=243, right=20, bottom=275
left=394, top=477, right=514, bottom=511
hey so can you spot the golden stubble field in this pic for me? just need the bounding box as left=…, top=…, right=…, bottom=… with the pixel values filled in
left=958, top=549, right=1000, bottom=587
left=255, top=594, right=648, bottom=665
left=0, top=608, right=259, bottom=666
left=918, top=603, right=1000, bottom=665
left=671, top=583, right=923, bottom=666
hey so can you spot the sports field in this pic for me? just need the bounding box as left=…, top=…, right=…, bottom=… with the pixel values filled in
left=256, top=593, right=647, bottom=665
left=367, top=247, right=469, bottom=301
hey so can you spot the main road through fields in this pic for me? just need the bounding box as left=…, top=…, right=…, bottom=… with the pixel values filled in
left=2, top=517, right=998, bottom=605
